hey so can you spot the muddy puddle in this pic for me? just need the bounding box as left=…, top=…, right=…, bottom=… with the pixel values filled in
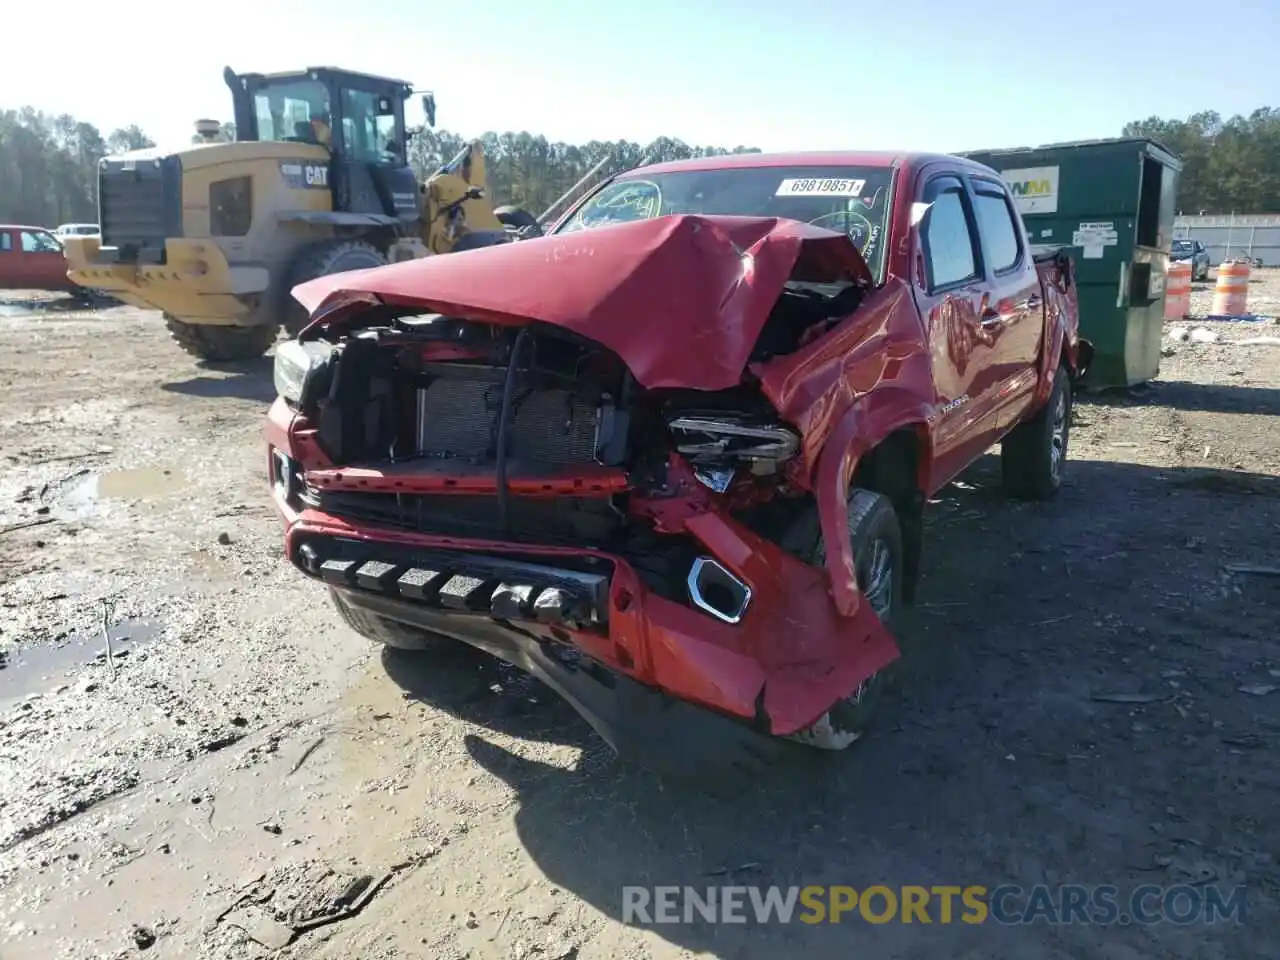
left=47, top=467, right=188, bottom=519
left=0, top=620, right=161, bottom=710
left=0, top=297, right=102, bottom=318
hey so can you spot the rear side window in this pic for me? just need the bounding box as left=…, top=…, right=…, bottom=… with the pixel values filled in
left=0, top=233, right=11, bottom=253
left=970, top=181, right=1022, bottom=273
left=921, top=176, right=979, bottom=290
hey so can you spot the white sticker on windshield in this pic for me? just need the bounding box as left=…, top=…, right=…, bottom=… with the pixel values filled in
left=775, top=177, right=866, bottom=198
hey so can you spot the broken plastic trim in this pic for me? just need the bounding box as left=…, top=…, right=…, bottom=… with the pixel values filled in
left=686, top=556, right=752, bottom=624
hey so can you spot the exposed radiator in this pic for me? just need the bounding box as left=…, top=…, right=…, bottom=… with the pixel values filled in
left=413, top=377, right=600, bottom=464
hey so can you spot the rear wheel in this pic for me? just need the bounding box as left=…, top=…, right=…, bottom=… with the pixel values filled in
left=164, top=314, right=278, bottom=362
left=329, top=588, right=454, bottom=652
left=782, top=489, right=903, bottom=750
left=1001, top=364, right=1072, bottom=500
left=283, top=240, right=387, bottom=334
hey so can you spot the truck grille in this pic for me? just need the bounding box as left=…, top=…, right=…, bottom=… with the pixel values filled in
left=98, top=155, right=183, bottom=262
left=415, top=377, right=600, bottom=465
left=307, top=490, right=621, bottom=545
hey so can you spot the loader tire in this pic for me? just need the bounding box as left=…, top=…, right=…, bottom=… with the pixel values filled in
left=283, top=240, right=387, bottom=335
left=164, top=314, right=278, bottom=362
left=494, top=205, right=542, bottom=237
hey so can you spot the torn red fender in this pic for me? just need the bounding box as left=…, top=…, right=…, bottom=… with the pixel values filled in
left=682, top=512, right=900, bottom=736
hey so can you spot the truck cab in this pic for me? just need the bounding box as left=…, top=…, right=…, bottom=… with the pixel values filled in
left=0, top=225, right=76, bottom=292
left=222, top=65, right=425, bottom=231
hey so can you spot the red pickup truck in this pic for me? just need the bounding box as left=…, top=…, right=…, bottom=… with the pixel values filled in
left=266, top=151, right=1090, bottom=780
left=0, top=225, right=77, bottom=292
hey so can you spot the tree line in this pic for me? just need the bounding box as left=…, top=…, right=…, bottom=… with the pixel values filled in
left=2, top=103, right=1276, bottom=228
left=1123, top=107, right=1279, bottom=214
left=0, top=107, right=759, bottom=227
left=0, top=109, right=153, bottom=225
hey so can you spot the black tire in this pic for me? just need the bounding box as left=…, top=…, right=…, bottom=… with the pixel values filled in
left=494, top=205, right=541, bottom=237
left=329, top=588, right=454, bottom=652
left=283, top=240, right=387, bottom=334
left=164, top=313, right=278, bottom=362
left=780, top=489, right=902, bottom=751
left=1001, top=364, right=1072, bottom=500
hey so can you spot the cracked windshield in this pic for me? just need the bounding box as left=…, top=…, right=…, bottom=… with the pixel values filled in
left=559, top=166, right=895, bottom=283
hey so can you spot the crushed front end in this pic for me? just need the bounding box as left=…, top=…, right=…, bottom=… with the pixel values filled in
left=266, top=215, right=900, bottom=778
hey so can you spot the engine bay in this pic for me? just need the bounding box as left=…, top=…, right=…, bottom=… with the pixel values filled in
left=280, top=276, right=868, bottom=569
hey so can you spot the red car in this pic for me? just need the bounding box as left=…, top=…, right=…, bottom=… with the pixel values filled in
left=266, top=151, right=1091, bottom=780
left=0, top=225, right=77, bottom=292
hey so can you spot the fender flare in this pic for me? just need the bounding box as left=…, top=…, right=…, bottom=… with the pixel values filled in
left=810, top=391, right=934, bottom=617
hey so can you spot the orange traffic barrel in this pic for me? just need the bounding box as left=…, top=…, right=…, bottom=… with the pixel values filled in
left=1163, top=261, right=1192, bottom=320
left=1209, top=260, right=1251, bottom=318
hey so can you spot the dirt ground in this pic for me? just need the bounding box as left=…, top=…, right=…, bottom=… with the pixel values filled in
left=1, top=273, right=1278, bottom=960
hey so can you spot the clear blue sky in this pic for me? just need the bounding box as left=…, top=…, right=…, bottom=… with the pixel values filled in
left=13, top=0, right=1280, bottom=152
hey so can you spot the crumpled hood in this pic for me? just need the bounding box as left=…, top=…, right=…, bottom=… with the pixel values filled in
left=292, top=214, right=872, bottom=391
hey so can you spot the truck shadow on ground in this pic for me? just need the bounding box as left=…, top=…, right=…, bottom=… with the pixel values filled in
left=1082, top=378, right=1280, bottom=417
left=381, top=644, right=595, bottom=749
left=383, top=453, right=1280, bottom=958
left=159, top=357, right=277, bottom=402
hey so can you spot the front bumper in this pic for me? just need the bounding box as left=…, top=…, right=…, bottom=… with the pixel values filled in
left=266, top=404, right=900, bottom=748
left=62, top=236, right=269, bottom=321
left=324, top=558, right=783, bottom=782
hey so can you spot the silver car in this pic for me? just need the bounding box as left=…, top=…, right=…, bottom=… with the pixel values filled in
left=1171, top=238, right=1210, bottom=281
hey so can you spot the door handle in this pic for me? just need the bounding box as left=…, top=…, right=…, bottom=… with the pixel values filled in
left=980, top=307, right=1004, bottom=327
left=1018, top=294, right=1043, bottom=311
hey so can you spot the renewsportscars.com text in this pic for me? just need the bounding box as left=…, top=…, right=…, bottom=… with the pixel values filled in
left=622, top=884, right=1247, bottom=926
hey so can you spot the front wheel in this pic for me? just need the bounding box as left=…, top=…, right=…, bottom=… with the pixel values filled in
left=283, top=240, right=388, bottom=334
left=782, top=489, right=902, bottom=751
left=329, top=588, right=454, bottom=652
left=1001, top=364, right=1072, bottom=500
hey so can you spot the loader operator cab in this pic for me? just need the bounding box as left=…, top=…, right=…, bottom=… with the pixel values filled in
left=222, top=65, right=423, bottom=225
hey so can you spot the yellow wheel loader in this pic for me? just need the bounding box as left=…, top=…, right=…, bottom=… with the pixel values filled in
left=62, top=66, right=539, bottom=362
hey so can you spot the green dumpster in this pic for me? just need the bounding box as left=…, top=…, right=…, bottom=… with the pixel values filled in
left=962, top=138, right=1182, bottom=389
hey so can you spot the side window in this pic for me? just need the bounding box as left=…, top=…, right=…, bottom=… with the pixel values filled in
left=0, top=233, right=11, bottom=253
left=921, top=176, right=979, bottom=291
left=341, top=89, right=399, bottom=163
left=970, top=180, right=1022, bottom=274
left=21, top=231, right=61, bottom=253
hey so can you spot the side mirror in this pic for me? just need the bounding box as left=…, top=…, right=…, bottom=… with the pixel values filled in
left=466, top=186, right=484, bottom=200
left=420, top=93, right=436, bottom=129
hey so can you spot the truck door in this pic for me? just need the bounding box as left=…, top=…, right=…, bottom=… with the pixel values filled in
left=0, top=230, right=17, bottom=288
left=966, top=175, right=1043, bottom=430
left=20, top=229, right=69, bottom=291
left=911, top=172, right=1002, bottom=487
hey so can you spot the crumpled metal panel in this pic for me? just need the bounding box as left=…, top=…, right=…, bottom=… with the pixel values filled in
left=292, top=214, right=873, bottom=391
